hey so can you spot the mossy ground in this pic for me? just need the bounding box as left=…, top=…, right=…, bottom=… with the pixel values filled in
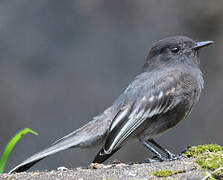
left=151, top=169, right=186, bottom=178
left=151, top=169, right=173, bottom=177
left=184, top=144, right=223, bottom=158
left=184, top=144, right=223, bottom=179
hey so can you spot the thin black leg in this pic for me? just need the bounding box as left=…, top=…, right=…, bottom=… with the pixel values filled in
left=139, top=139, right=167, bottom=162
left=148, top=139, right=174, bottom=158
left=148, top=139, right=182, bottom=160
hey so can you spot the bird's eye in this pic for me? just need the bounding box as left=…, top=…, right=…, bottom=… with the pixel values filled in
left=171, top=47, right=180, bottom=53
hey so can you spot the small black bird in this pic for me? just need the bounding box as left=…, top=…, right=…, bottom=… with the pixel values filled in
left=10, top=36, right=213, bottom=173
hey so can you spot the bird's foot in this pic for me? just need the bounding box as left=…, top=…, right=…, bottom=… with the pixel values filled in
left=167, top=153, right=183, bottom=161
left=143, top=153, right=183, bottom=163
left=143, top=155, right=169, bottom=163
left=143, top=158, right=158, bottom=163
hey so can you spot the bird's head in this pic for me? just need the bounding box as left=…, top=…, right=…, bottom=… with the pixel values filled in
left=143, top=36, right=213, bottom=71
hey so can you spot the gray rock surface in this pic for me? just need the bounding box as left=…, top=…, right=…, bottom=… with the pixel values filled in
left=0, top=158, right=206, bottom=180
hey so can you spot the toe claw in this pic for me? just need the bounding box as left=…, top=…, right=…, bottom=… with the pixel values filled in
left=143, top=153, right=182, bottom=163
left=168, top=154, right=183, bottom=161
left=143, top=158, right=158, bottom=163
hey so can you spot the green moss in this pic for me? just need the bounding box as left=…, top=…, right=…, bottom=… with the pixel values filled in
left=195, top=151, right=223, bottom=170
left=203, top=167, right=223, bottom=180
left=151, top=169, right=186, bottom=178
left=173, top=169, right=186, bottom=174
left=212, top=167, right=223, bottom=179
left=184, top=144, right=223, bottom=158
left=184, top=144, right=223, bottom=176
left=151, top=169, right=173, bottom=177
left=151, top=144, right=223, bottom=179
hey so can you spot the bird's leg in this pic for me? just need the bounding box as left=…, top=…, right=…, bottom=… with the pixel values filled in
left=148, top=139, right=174, bottom=158
left=139, top=139, right=168, bottom=162
left=148, top=139, right=182, bottom=160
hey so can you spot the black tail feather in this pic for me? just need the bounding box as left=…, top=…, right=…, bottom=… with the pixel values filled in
left=92, top=147, right=121, bottom=163
left=13, top=159, right=43, bottom=173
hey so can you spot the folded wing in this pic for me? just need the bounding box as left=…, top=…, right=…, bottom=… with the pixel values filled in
left=93, top=70, right=184, bottom=163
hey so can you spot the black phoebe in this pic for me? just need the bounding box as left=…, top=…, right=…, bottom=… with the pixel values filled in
left=10, top=36, right=213, bottom=173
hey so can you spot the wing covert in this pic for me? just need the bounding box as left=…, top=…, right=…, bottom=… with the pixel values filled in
left=103, top=70, right=186, bottom=154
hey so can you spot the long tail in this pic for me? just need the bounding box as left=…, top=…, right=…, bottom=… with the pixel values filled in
left=9, top=110, right=114, bottom=173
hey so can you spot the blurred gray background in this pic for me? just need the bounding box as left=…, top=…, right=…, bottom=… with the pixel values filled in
left=0, top=0, right=222, bottom=172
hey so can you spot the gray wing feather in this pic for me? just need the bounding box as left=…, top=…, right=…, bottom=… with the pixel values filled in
left=104, top=70, right=185, bottom=154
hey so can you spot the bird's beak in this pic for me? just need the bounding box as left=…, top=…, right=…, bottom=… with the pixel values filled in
left=192, top=41, right=214, bottom=50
